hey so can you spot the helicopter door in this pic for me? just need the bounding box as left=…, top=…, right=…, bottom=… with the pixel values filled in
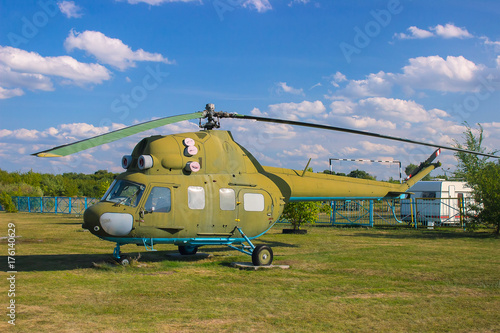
left=140, top=185, right=173, bottom=228
left=236, top=189, right=274, bottom=237
left=196, top=187, right=237, bottom=236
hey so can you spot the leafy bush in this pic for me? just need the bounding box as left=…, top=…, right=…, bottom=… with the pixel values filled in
left=0, top=192, right=17, bottom=213
left=281, top=201, right=331, bottom=230
left=463, top=162, right=500, bottom=233
left=454, top=123, right=500, bottom=234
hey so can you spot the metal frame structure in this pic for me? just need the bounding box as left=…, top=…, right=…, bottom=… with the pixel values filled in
left=11, top=196, right=99, bottom=214
left=329, top=158, right=403, bottom=183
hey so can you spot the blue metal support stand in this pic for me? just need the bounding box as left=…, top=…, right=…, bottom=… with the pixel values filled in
left=227, top=227, right=255, bottom=256
left=113, top=243, right=122, bottom=260
left=142, top=238, right=157, bottom=252
left=386, top=199, right=405, bottom=224
left=369, top=200, right=374, bottom=227
left=412, top=198, right=418, bottom=229
left=330, top=201, right=336, bottom=226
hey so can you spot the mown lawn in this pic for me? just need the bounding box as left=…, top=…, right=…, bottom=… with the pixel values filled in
left=1, top=213, right=499, bottom=332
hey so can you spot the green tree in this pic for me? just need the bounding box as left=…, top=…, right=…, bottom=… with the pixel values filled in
left=281, top=167, right=331, bottom=231
left=0, top=192, right=17, bottom=212
left=347, top=169, right=376, bottom=180
left=281, top=201, right=331, bottom=231
left=454, top=123, right=500, bottom=234
left=98, top=180, right=111, bottom=198
left=466, top=162, right=500, bottom=234
left=61, top=178, right=79, bottom=197
left=453, top=123, right=491, bottom=183
left=40, top=174, right=65, bottom=196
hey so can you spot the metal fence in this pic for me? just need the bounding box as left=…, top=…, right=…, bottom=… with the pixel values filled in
left=282, top=197, right=468, bottom=228
left=5, top=196, right=468, bottom=228
left=11, top=197, right=99, bottom=215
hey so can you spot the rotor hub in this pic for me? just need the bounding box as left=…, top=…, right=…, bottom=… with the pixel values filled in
left=199, top=103, right=235, bottom=130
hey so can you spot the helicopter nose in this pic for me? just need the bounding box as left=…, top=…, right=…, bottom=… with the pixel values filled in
left=98, top=213, right=133, bottom=236
left=83, top=207, right=100, bottom=232
left=83, top=206, right=133, bottom=237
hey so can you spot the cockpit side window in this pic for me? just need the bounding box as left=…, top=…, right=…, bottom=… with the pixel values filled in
left=145, top=187, right=172, bottom=213
left=102, top=180, right=145, bottom=207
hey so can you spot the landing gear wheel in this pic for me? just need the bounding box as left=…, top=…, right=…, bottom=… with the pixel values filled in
left=116, top=254, right=130, bottom=266
left=252, top=245, right=273, bottom=266
left=178, top=245, right=198, bottom=255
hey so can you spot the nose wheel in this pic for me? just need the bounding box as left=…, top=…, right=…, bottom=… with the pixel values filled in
left=113, top=243, right=130, bottom=266
left=252, top=245, right=273, bottom=266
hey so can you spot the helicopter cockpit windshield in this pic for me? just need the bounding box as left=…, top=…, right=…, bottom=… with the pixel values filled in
left=102, top=180, right=145, bottom=207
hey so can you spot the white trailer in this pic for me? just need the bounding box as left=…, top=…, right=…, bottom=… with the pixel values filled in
left=401, top=181, right=473, bottom=226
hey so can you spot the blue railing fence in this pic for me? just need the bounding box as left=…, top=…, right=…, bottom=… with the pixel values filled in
left=281, top=197, right=468, bottom=228
left=10, top=196, right=99, bottom=215
left=4, top=196, right=467, bottom=228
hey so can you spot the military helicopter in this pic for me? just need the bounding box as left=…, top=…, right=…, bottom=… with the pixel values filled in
left=34, top=104, right=499, bottom=266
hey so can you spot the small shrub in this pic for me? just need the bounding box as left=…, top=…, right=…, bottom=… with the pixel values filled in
left=0, top=192, right=17, bottom=213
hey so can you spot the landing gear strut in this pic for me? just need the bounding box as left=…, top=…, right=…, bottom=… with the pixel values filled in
left=113, top=243, right=130, bottom=266
left=228, top=227, right=274, bottom=266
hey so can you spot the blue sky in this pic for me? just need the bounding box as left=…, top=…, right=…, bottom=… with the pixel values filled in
left=0, top=0, right=499, bottom=179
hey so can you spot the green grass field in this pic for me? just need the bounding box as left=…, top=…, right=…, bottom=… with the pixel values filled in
left=1, top=213, right=499, bottom=332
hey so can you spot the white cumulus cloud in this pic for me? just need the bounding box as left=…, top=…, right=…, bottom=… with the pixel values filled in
left=0, top=86, right=24, bottom=99
left=431, top=23, right=473, bottom=39
left=328, top=71, right=347, bottom=87
left=334, top=71, right=392, bottom=99
left=395, top=55, right=485, bottom=93
left=58, top=1, right=83, bottom=18
left=64, top=30, right=174, bottom=70
left=394, top=23, right=473, bottom=40
left=0, top=45, right=111, bottom=98
left=268, top=100, right=326, bottom=121
left=276, top=82, right=304, bottom=95
left=331, top=55, right=498, bottom=96
left=395, top=26, right=434, bottom=40
left=0, top=46, right=111, bottom=85
left=242, top=0, right=272, bottom=12
left=359, top=97, right=432, bottom=123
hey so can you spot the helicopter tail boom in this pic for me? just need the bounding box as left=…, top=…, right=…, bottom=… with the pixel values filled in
left=264, top=150, right=440, bottom=201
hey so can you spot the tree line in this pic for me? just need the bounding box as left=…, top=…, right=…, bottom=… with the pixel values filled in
left=0, top=169, right=117, bottom=198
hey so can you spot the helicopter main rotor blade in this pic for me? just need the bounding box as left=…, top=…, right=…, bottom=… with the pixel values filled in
left=231, top=114, right=499, bottom=159
left=33, top=112, right=203, bottom=157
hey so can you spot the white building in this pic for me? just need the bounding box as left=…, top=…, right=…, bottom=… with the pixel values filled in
left=401, top=181, right=473, bottom=226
